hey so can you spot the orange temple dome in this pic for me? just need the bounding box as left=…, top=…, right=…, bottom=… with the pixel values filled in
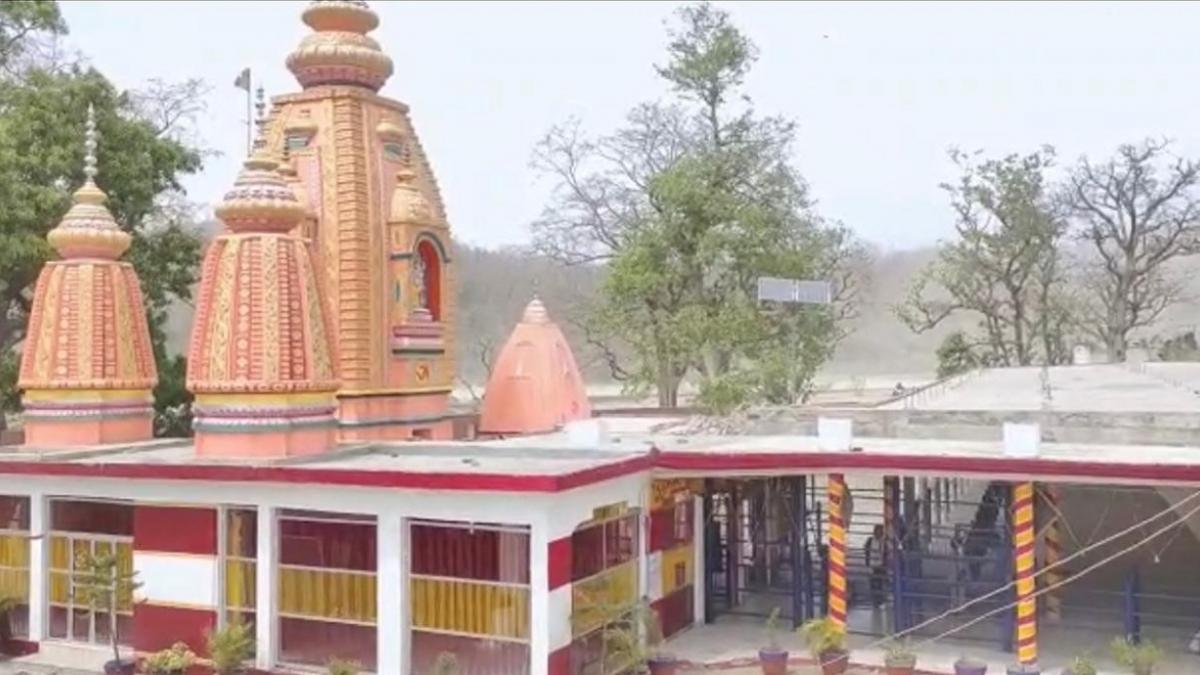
left=286, top=0, right=394, bottom=92
left=187, top=140, right=340, bottom=458
left=18, top=105, right=157, bottom=447
left=478, top=298, right=592, bottom=435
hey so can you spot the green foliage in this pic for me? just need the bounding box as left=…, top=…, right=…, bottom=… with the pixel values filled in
left=0, top=37, right=205, bottom=431
left=1156, top=330, right=1199, bottom=362
left=1110, top=636, right=1160, bottom=674
left=1065, top=655, right=1098, bottom=675
left=599, top=599, right=670, bottom=674
left=899, top=147, right=1073, bottom=369
left=142, top=642, right=197, bottom=674
left=935, top=331, right=979, bottom=379
left=206, top=618, right=255, bottom=675
left=797, top=617, right=846, bottom=658
left=763, top=607, right=781, bottom=650
left=72, top=548, right=141, bottom=664
left=0, top=349, right=18, bottom=427
left=536, top=2, right=860, bottom=408
left=327, top=658, right=361, bottom=675
left=0, top=0, right=65, bottom=72
left=883, top=639, right=916, bottom=667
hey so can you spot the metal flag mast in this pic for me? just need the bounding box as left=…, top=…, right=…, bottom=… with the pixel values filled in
left=234, top=67, right=252, bottom=155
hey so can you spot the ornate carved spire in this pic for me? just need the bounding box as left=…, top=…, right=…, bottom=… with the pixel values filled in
left=187, top=110, right=339, bottom=459
left=45, top=104, right=131, bottom=261
left=18, top=103, right=157, bottom=446
left=286, top=0, right=394, bottom=92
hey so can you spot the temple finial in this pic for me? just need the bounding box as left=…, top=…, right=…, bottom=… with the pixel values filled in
left=84, top=103, right=98, bottom=183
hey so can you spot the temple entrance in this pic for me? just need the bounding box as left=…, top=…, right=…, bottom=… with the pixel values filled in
left=704, top=477, right=818, bottom=626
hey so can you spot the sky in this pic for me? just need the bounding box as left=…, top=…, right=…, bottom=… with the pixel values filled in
left=58, top=0, right=1200, bottom=251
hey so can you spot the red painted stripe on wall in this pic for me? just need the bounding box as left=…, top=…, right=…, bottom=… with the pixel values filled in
left=548, top=536, right=572, bottom=590
left=134, top=505, right=217, bottom=555
left=548, top=643, right=572, bottom=675
left=133, top=603, right=216, bottom=656
left=650, top=585, right=694, bottom=639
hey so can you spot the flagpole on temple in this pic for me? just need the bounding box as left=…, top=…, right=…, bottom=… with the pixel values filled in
left=234, top=67, right=252, bottom=155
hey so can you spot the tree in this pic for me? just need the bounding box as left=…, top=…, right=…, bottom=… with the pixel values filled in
left=1062, top=139, right=1200, bottom=362
left=0, top=1, right=65, bottom=76
left=533, top=2, right=861, bottom=407
left=935, top=331, right=980, bottom=379
left=0, top=65, right=205, bottom=432
left=899, top=148, right=1073, bottom=368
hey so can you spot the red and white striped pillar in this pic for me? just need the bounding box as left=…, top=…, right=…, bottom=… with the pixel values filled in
left=131, top=504, right=219, bottom=657
left=1012, top=482, right=1038, bottom=666
left=545, top=533, right=573, bottom=675
left=827, top=473, right=848, bottom=628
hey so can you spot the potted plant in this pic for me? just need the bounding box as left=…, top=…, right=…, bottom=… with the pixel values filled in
left=599, top=599, right=678, bottom=675
left=1111, top=636, right=1160, bottom=675
left=0, top=594, right=21, bottom=654
left=73, top=548, right=141, bottom=675
left=884, top=639, right=917, bottom=675
left=954, top=656, right=988, bottom=675
left=430, top=651, right=459, bottom=675
left=798, top=617, right=849, bottom=675
left=142, top=641, right=197, bottom=675
left=327, top=658, right=361, bottom=675
left=1061, top=655, right=1097, bottom=675
left=758, top=607, right=788, bottom=675
left=207, top=618, right=255, bottom=674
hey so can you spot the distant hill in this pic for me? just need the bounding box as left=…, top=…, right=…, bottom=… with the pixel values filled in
left=164, top=229, right=1200, bottom=388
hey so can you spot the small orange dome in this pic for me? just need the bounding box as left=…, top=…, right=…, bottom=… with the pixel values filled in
left=478, top=298, right=591, bottom=435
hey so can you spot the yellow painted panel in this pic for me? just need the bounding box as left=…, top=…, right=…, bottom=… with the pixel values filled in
left=50, top=537, right=69, bottom=569
left=659, top=544, right=694, bottom=597
left=225, top=560, right=256, bottom=610
left=278, top=566, right=376, bottom=623
left=410, top=577, right=530, bottom=640
left=49, top=572, right=69, bottom=604
left=0, top=568, right=28, bottom=601
left=571, top=560, right=637, bottom=637
left=0, top=535, right=29, bottom=569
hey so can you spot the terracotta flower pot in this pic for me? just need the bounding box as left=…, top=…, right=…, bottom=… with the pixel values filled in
left=759, top=647, right=789, bottom=675
left=954, top=658, right=988, bottom=675
left=648, top=654, right=680, bottom=675
left=886, top=659, right=917, bottom=675
left=818, top=648, right=849, bottom=675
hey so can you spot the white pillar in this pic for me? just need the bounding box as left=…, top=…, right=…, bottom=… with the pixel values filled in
left=27, top=492, right=46, bottom=641
left=255, top=505, right=277, bottom=671
left=376, top=512, right=403, bottom=675
left=692, top=494, right=705, bottom=625
left=529, top=520, right=550, bottom=675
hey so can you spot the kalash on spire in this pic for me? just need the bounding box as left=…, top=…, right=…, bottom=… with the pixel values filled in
left=185, top=127, right=340, bottom=459
left=18, top=105, right=158, bottom=447
left=262, top=0, right=457, bottom=441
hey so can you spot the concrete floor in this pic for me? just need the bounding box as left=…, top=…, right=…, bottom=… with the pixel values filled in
left=667, top=617, right=1200, bottom=674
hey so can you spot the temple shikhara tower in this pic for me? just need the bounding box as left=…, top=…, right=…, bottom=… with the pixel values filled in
left=18, top=106, right=157, bottom=446
left=267, top=0, right=456, bottom=440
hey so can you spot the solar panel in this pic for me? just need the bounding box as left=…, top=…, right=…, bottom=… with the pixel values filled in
left=756, top=277, right=833, bottom=305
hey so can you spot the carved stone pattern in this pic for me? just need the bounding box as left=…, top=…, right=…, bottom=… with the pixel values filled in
left=332, top=95, right=372, bottom=387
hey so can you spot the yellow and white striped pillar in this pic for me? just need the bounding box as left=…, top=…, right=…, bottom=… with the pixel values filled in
left=1040, top=484, right=1064, bottom=623
left=1013, top=481, right=1038, bottom=666
left=827, top=473, right=848, bottom=628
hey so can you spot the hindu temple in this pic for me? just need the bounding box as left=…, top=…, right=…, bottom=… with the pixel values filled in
left=3, top=2, right=1200, bottom=675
